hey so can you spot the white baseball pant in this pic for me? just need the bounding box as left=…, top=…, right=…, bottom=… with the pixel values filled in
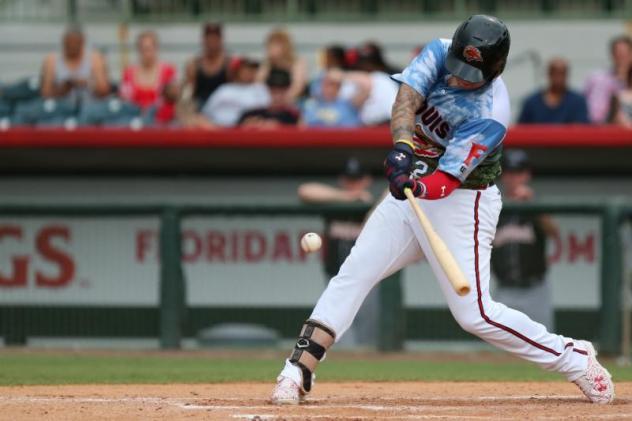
left=281, top=186, right=588, bottom=383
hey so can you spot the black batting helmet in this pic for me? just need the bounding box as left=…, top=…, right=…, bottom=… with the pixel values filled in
left=445, top=15, right=510, bottom=83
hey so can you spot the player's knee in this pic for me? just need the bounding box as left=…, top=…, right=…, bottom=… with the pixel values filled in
left=452, top=311, right=486, bottom=335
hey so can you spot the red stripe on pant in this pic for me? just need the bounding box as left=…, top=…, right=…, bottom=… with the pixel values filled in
left=472, top=191, right=587, bottom=357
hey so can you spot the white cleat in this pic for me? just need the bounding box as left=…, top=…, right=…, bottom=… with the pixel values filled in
left=270, top=376, right=305, bottom=405
left=572, top=340, right=615, bottom=404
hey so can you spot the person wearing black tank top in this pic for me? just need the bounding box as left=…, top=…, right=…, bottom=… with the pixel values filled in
left=183, top=23, right=229, bottom=110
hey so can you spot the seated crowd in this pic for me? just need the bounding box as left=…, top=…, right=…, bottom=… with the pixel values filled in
left=0, top=23, right=630, bottom=129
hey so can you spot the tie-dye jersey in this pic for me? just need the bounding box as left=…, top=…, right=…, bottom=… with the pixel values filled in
left=391, top=38, right=510, bottom=188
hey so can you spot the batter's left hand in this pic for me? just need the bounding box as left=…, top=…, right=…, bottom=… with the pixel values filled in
left=384, top=142, right=414, bottom=183
left=389, top=174, right=425, bottom=200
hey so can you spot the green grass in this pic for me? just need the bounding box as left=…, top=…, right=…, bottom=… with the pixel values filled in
left=1, top=352, right=632, bottom=386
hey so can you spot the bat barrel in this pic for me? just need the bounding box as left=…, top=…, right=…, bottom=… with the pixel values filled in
left=404, top=188, right=472, bottom=297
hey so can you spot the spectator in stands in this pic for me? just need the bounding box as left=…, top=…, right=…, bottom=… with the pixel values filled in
left=302, top=69, right=368, bottom=128
left=584, top=35, right=632, bottom=123
left=354, top=47, right=399, bottom=126
left=256, top=29, right=308, bottom=102
left=609, top=66, right=632, bottom=128
left=197, top=57, right=269, bottom=128
left=183, top=23, right=230, bottom=110
left=518, top=58, right=589, bottom=124
left=492, top=150, right=559, bottom=330
left=356, top=41, right=400, bottom=74
left=238, top=69, right=299, bottom=127
left=311, top=41, right=397, bottom=126
left=120, top=31, right=177, bottom=125
left=322, top=45, right=349, bottom=70
left=40, top=25, right=110, bottom=102
left=309, top=44, right=356, bottom=99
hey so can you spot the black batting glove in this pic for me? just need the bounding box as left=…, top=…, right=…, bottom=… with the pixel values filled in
left=384, top=140, right=415, bottom=183
left=389, top=174, right=425, bottom=201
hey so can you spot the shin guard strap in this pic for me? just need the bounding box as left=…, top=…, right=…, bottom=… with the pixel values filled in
left=289, top=319, right=336, bottom=393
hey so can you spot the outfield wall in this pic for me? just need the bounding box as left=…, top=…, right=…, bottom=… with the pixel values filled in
left=0, top=126, right=630, bottom=350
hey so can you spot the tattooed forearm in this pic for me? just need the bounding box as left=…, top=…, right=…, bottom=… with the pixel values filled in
left=390, top=84, right=424, bottom=142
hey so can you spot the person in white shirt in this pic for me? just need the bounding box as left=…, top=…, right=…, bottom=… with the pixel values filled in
left=353, top=45, right=400, bottom=126
left=197, top=57, right=270, bottom=128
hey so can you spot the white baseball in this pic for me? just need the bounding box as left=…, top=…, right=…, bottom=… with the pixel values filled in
left=300, top=232, right=322, bottom=253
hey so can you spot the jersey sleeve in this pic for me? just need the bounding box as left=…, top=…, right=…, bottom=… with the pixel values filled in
left=437, top=118, right=507, bottom=182
left=391, top=38, right=447, bottom=98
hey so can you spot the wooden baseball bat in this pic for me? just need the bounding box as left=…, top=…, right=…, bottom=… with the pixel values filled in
left=404, top=188, right=471, bottom=296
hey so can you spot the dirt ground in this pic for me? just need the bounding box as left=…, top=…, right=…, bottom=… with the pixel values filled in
left=1, top=382, right=631, bottom=421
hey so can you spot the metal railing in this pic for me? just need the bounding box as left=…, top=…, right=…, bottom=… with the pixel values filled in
left=0, top=199, right=631, bottom=354
left=0, top=0, right=630, bottom=22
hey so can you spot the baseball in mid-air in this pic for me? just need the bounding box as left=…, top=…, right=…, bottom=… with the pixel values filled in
left=300, top=232, right=322, bottom=253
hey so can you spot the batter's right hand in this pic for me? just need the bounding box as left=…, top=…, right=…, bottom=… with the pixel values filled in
left=389, top=173, right=424, bottom=200
left=384, top=141, right=414, bottom=182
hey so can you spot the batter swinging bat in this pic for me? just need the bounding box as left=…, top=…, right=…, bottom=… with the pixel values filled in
left=404, top=188, right=471, bottom=296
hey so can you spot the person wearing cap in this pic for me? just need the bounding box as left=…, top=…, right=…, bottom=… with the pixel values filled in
left=298, top=158, right=378, bottom=346
left=237, top=69, right=299, bottom=127
left=183, top=22, right=230, bottom=110
left=491, top=149, right=559, bottom=330
left=197, top=57, right=270, bottom=128
left=297, top=157, right=373, bottom=205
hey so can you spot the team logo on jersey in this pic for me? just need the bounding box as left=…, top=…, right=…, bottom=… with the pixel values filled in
left=463, top=143, right=489, bottom=167
left=413, top=129, right=443, bottom=158
left=416, top=103, right=451, bottom=141
left=463, top=45, right=483, bottom=63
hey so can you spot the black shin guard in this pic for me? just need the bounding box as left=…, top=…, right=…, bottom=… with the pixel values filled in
left=288, top=319, right=336, bottom=393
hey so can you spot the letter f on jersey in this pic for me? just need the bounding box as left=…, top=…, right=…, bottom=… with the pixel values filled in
left=464, top=143, right=488, bottom=166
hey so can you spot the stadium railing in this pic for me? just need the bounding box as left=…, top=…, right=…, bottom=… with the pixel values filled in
left=1, top=0, right=630, bottom=22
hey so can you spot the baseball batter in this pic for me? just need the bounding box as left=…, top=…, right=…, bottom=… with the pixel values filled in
left=272, top=15, right=614, bottom=405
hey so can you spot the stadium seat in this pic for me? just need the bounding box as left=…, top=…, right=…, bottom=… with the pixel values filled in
left=0, top=98, right=11, bottom=118
left=0, top=76, right=40, bottom=103
left=12, top=97, right=77, bottom=126
left=78, top=97, right=144, bottom=127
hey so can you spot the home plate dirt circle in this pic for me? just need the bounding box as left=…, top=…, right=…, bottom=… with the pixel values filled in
left=0, top=382, right=630, bottom=420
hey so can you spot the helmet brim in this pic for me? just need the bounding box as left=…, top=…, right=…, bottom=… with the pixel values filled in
left=445, top=52, right=486, bottom=83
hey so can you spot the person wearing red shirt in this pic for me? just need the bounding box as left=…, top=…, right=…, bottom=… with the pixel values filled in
left=120, top=31, right=178, bottom=124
